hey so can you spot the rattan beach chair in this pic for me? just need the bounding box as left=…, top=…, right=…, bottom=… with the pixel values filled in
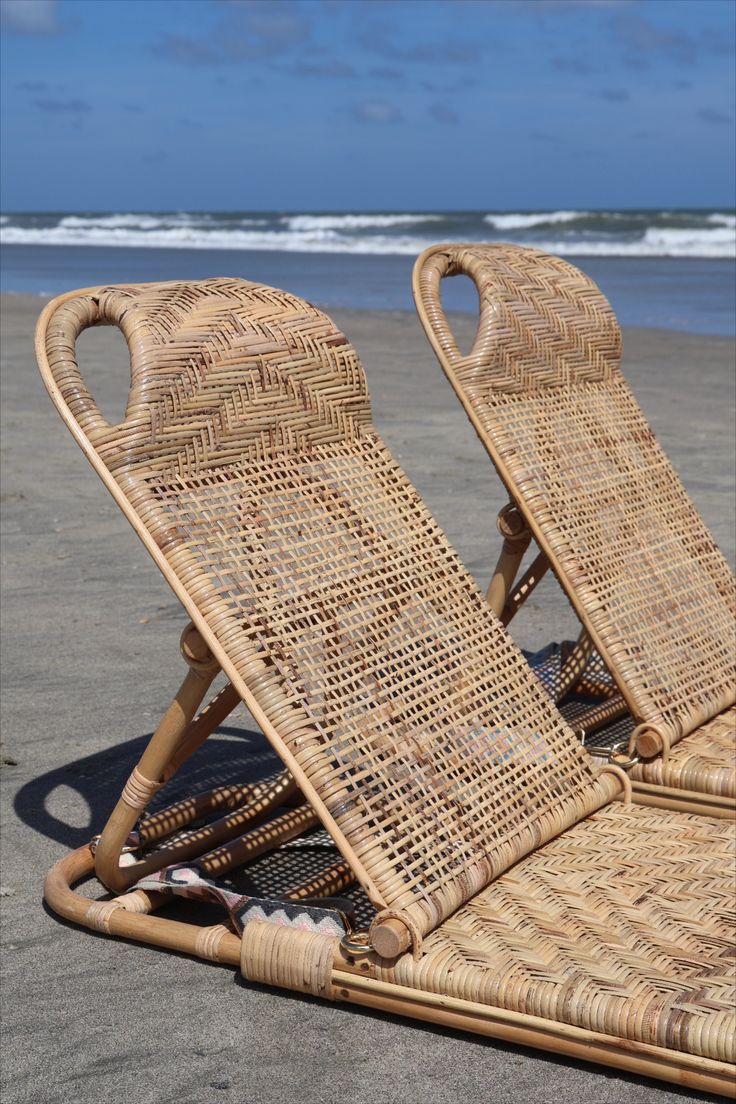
left=37, top=280, right=735, bottom=1096
left=413, top=244, right=736, bottom=815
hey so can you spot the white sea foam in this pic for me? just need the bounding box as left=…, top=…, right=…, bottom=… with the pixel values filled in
left=0, top=223, right=434, bottom=252
left=527, top=226, right=735, bottom=258
left=283, top=213, right=445, bottom=230
left=1, top=213, right=734, bottom=258
left=58, top=214, right=171, bottom=230
left=484, top=210, right=586, bottom=230
left=55, top=213, right=269, bottom=230
left=707, top=212, right=736, bottom=229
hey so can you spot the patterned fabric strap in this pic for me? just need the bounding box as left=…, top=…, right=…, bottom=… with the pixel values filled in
left=134, top=864, right=352, bottom=938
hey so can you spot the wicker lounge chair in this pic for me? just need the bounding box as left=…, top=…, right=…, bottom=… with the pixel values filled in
left=413, top=244, right=736, bottom=815
left=37, top=280, right=735, bottom=1096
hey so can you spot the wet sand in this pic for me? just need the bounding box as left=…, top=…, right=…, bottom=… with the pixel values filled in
left=1, top=291, right=734, bottom=1104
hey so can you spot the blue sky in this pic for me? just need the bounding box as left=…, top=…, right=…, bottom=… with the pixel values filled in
left=1, top=0, right=734, bottom=211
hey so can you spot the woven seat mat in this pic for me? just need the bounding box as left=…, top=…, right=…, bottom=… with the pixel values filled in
left=414, top=245, right=736, bottom=749
left=374, top=801, right=736, bottom=1062
left=529, top=643, right=736, bottom=799
left=42, top=279, right=616, bottom=942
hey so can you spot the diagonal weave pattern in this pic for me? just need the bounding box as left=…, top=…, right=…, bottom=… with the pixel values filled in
left=376, top=801, right=736, bottom=1062
left=41, top=278, right=616, bottom=941
left=414, top=244, right=736, bottom=751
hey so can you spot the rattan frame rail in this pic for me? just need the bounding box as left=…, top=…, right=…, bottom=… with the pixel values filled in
left=36, top=280, right=736, bottom=1097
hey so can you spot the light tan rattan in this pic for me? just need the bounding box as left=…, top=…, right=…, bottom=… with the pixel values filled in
left=251, top=801, right=736, bottom=1059
left=413, top=243, right=736, bottom=801
left=36, top=279, right=736, bottom=1095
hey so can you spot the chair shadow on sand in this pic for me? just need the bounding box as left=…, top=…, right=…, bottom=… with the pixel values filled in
left=13, top=722, right=282, bottom=850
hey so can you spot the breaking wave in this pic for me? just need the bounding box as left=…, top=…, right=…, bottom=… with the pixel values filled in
left=1, top=209, right=734, bottom=258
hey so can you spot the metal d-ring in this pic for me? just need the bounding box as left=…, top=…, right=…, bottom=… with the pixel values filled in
left=339, top=928, right=373, bottom=955
left=587, top=738, right=640, bottom=771
left=606, top=739, right=640, bottom=771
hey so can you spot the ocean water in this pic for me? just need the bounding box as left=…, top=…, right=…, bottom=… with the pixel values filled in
left=2, top=209, right=735, bottom=334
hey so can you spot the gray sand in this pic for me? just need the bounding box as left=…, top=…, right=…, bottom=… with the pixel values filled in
left=1, top=292, right=734, bottom=1104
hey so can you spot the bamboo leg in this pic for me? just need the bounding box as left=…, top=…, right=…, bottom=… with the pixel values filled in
left=486, top=503, right=531, bottom=618
left=95, top=623, right=220, bottom=892
left=500, top=551, right=550, bottom=626
left=163, top=681, right=241, bottom=781
left=196, top=805, right=318, bottom=879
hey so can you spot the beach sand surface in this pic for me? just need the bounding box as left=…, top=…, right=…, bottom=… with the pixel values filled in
left=1, top=291, right=734, bottom=1104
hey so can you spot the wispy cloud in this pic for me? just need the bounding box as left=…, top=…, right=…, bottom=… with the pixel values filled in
left=17, top=80, right=49, bottom=92
left=699, top=28, right=736, bottom=57
left=218, top=0, right=309, bottom=45
left=32, top=97, right=91, bottom=113
left=420, top=78, right=474, bottom=94
left=153, top=34, right=221, bottom=67
left=1, top=0, right=62, bottom=35
left=154, top=0, right=311, bottom=66
left=368, top=66, right=403, bottom=81
left=356, top=13, right=480, bottom=65
left=349, top=99, right=404, bottom=124
left=595, top=88, right=630, bottom=102
left=698, top=107, right=731, bottom=126
left=531, top=130, right=564, bottom=145
left=367, top=37, right=480, bottom=64
left=428, top=102, right=459, bottom=125
left=519, top=0, right=636, bottom=8
left=290, top=59, right=356, bottom=78
left=550, top=57, right=595, bottom=75
left=611, top=13, right=697, bottom=65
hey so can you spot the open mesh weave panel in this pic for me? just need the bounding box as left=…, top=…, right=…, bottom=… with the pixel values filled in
left=414, top=244, right=736, bottom=749
left=376, top=801, right=736, bottom=1062
left=43, top=278, right=617, bottom=940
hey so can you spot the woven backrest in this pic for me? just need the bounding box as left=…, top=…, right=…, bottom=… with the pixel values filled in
left=414, top=244, right=736, bottom=751
left=37, top=278, right=617, bottom=944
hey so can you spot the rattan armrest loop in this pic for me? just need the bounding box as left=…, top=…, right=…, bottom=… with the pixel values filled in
left=39, top=292, right=112, bottom=436
left=412, top=248, right=499, bottom=377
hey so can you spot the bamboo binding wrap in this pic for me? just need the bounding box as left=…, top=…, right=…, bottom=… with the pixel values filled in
left=241, top=921, right=339, bottom=999
left=37, top=279, right=621, bottom=954
left=413, top=244, right=736, bottom=758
